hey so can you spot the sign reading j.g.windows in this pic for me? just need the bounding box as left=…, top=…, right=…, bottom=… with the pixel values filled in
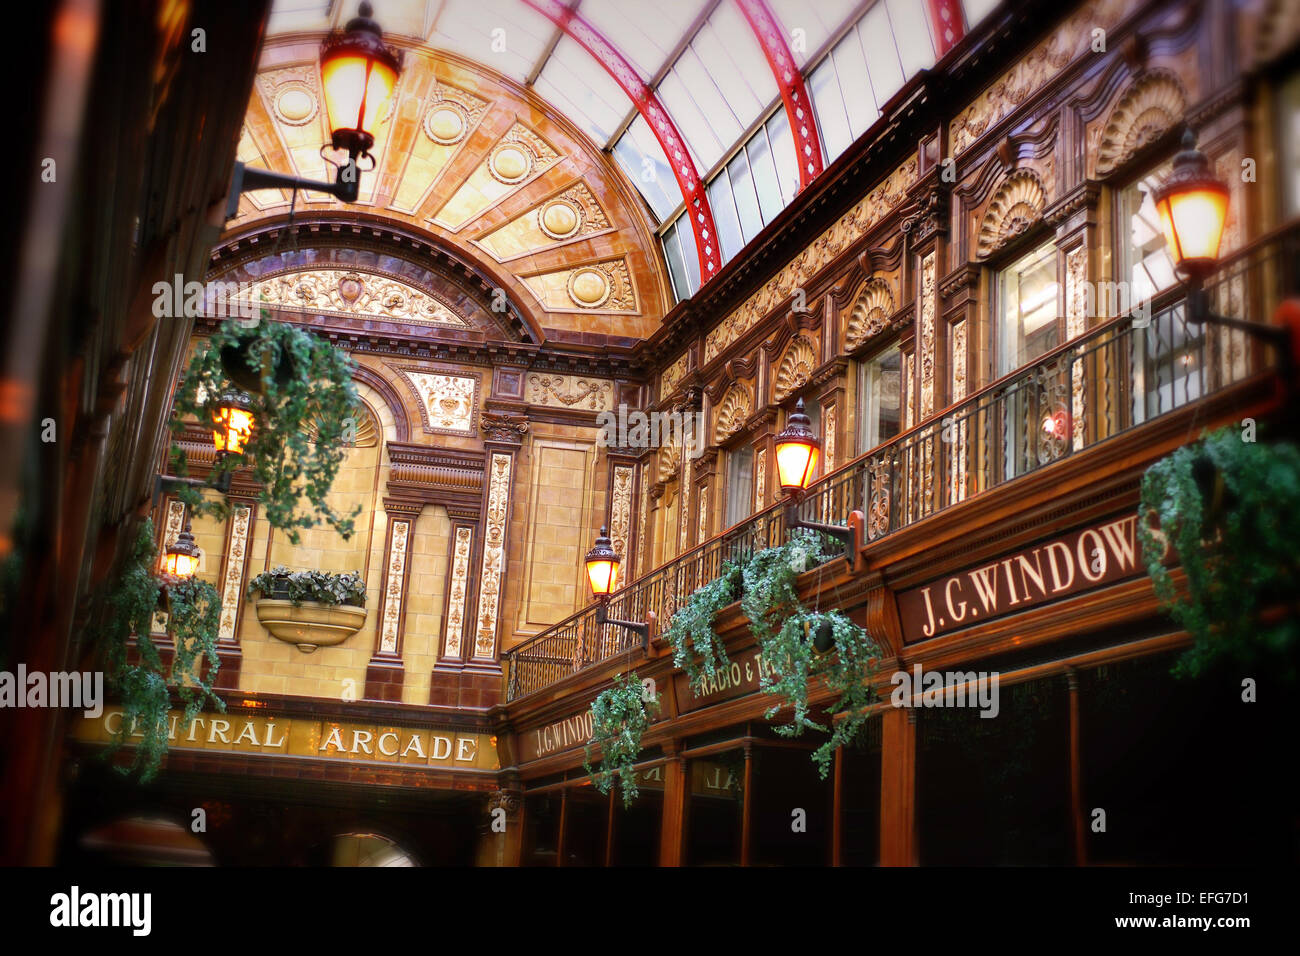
left=896, top=514, right=1141, bottom=644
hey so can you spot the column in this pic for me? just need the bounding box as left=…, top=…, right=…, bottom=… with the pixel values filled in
left=364, top=499, right=419, bottom=702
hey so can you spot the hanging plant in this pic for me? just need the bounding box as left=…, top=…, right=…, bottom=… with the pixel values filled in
left=169, top=314, right=362, bottom=544
left=1139, top=426, right=1300, bottom=680
left=95, top=518, right=225, bottom=781
left=584, top=671, right=660, bottom=808
left=247, top=565, right=367, bottom=607
left=662, top=528, right=881, bottom=778
left=662, top=559, right=742, bottom=690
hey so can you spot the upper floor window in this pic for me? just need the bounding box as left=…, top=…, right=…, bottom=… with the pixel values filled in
left=857, top=343, right=902, bottom=454
left=1119, top=161, right=1179, bottom=307
left=1279, top=70, right=1300, bottom=220
left=724, top=446, right=754, bottom=529
left=995, top=240, right=1059, bottom=377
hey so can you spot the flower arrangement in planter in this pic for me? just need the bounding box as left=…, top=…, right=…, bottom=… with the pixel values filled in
left=664, top=528, right=882, bottom=778
left=246, top=566, right=368, bottom=653
left=1139, top=426, right=1300, bottom=681
left=92, top=518, right=224, bottom=781
left=169, top=314, right=363, bottom=544
left=584, top=671, right=660, bottom=808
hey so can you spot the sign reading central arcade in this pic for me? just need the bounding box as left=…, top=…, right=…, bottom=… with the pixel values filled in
left=897, top=514, right=1141, bottom=643
left=73, top=708, right=499, bottom=771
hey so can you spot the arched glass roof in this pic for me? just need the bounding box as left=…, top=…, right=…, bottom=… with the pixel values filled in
left=266, top=0, right=1002, bottom=299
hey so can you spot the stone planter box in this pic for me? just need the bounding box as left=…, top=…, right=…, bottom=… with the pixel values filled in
left=253, top=598, right=367, bottom=654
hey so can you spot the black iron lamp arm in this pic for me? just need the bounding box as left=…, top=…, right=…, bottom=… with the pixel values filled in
left=595, top=599, right=651, bottom=650
left=783, top=499, right=855, bottom=556
left=155, top=466, right=231, bottom=506
left=227, top=159, right=362, bottom=218
left=1187, top=285, right=1290, bottom=345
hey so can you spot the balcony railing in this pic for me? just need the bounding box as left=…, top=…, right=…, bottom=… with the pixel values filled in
left=503, top=225, right=1298, bottom=703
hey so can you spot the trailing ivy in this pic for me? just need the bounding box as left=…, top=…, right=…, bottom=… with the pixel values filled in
left=584, top=671, right=660, bottom=808
left=170, top=315, right=362, bottom=544
left=1139, top=426, right=1300, bottom=681
left=663, top=559, right=742, bottom=689
left=96, top=519, right=225, bottom=781
left=663, top=527, right=881, bottom=779
left=247, top=565, right=366, bottom=607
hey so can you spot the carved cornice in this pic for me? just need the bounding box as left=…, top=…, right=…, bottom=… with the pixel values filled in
left=386, top=443, right=485, bottom=510
left=692, top=449, right=720, bottom=478
left=939, top=263, right=981, bottom=301
left=1044, top=181, right=1101, bottom=228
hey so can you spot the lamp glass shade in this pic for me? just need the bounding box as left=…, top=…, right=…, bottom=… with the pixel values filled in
left=162, top=527, right=200, bottom=579
left=584, top=526, right=620, bottom=598
left=320, top=53, right=397, bottom=144
left=775, top=438, right=819, bottom=494
left=1155, top=184, right=1229, bottom=273
left=161, top=549, right=199, bottom=579
left=211, top=401, right=254, bottom=455
left=585, top=557, right=618, bottom=597
left=774, top=398, right=821, bottom=494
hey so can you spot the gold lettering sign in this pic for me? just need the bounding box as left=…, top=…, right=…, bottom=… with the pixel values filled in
left=897, top=515, right=1141, bottom=644
left=72, top=709, right=499, bottom=771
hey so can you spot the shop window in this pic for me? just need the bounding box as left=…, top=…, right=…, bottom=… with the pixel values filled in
left=857, top=343, right=903, bottom=454
left=611, top=765, right=665, bottom=866
left=916, top=676, right=1071, bottom=864
left=750, top=745, right=833, bottom=866
left=1078, top=653, right=1293, bottom=865
left=561, top=787, right=608, bottom=866
left=838, top=720, right=883, bottom=866
left=684, top=749, right=746, bottom=865
left=995, top=240, right=1059, bottom=377
left=725, top=446, right=754, bottom=529
left=522, top=792, right=561, bottom=866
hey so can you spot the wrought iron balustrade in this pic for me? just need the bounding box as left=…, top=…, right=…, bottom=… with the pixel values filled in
left=502, top=226, right=1297, bottom=702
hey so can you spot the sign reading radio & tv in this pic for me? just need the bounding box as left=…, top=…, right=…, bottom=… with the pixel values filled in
left=72, top=708, right=499, bottom=770
left=896, top=514, right=1141, bottom=644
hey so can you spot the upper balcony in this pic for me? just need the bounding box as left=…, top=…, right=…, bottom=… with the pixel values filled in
left=502, top=224, right=1300, bottom=704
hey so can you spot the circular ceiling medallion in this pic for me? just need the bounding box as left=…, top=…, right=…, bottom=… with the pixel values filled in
left=489, top=143, right=533, bottom=184
left=274, top=84, right=318, bottom=125
left=423, top=104, right=467, bottom=145
left=568, top=267, right=611, bottom=308
left=539, top=199, right=582, bottom=240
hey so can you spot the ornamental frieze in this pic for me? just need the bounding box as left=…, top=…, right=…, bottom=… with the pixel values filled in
left=704, top=155, right=918, bottom=363
left=949, top=0, right=1129, bottom=156
left=243, top=269, right=470, bottom=327
left=660, top=351, right=691, bottom=401
left=526, top=373, right=614, bottom=411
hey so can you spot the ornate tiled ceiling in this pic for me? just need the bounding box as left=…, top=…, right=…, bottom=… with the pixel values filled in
left=229, top=36, right=672, bottom=339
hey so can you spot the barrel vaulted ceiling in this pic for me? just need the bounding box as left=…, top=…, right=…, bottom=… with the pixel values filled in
left=229, top=0, right=997, bottom=342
